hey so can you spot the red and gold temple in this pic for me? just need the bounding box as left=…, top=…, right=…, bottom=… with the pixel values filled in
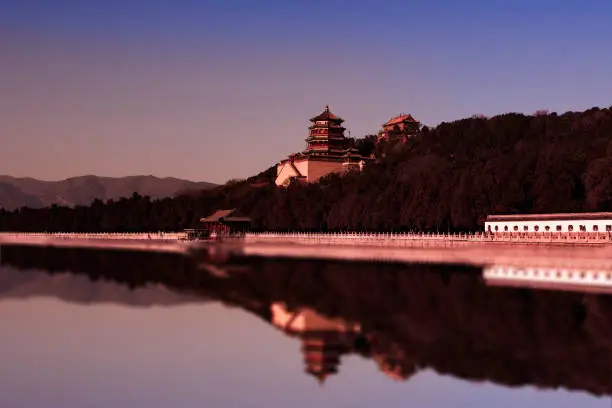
left=275, top=105, right=369, bottom=187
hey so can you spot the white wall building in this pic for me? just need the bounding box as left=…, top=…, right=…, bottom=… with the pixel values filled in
left=484, top=212, right=612, bottom=233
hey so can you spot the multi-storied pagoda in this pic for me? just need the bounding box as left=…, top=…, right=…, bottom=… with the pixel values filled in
left=275, top=105, right=369, bottom=187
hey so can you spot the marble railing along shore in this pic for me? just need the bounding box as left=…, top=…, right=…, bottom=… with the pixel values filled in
left=243, top=231, right=612, bottom=245
left=0, top=231, right=611, bottom=246
left=0, top=232, right=186, bottom=241
left=0, top=232, right=188, bottom=254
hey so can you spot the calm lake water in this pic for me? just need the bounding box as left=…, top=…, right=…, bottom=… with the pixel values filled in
left=0, top=245, right=610, bottom=408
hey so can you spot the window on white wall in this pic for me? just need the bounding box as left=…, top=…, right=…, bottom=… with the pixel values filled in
left=607, top=225, right=612, bottom=232
left=545, top=226, right=550, bottom=231
left=579, top=225, right=586, bottom=232
left=534, top=226, right=539, bottom=232
left=593, top=225, right=599, bottom=232
left=523, top=226, right=528, bottom=231
left=568, top=225, right=574, bottom=232
left=556, top=226, right=562, bottom=231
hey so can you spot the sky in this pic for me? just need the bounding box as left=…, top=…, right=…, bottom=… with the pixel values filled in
left=2, top=0, right=612, bottom=184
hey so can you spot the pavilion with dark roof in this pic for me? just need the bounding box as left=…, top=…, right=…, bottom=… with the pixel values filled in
left=200, top=209, right=251, bottom=233
left=184, top=209, right=251, bottom=239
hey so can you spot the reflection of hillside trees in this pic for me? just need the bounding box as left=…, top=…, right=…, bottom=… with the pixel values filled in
left=1, top=246, right=193, bottom=289
left=0, top=246, right=272, bottom=320
left=2, top=245, right=612, bottom=395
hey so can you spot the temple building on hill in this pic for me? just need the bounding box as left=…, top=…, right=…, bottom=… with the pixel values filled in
left=270, top=303, right=361, bottom=384
left=275, top=105, right=370, bottom=187
left=377, top=113, right=420, bottom=143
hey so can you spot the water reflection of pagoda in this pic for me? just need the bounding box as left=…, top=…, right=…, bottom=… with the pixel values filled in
left=271, top=303, right=361, bottom=384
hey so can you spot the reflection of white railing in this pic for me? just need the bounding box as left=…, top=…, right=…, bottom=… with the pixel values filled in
left=484, top=265, right=612, bottom=290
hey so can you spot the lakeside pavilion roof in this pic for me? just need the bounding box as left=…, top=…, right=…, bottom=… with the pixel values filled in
left=310, top=105, right=344, bottom=124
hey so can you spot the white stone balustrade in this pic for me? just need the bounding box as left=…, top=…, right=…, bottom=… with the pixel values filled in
left=242, top=231, right=612, bottom=246
left=0, top=231, right=610, bottom=246
left=0, top=232, right=187, bottom=241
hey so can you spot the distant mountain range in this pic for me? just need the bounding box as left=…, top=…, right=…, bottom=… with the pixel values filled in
left=0, top=175, right=217, bottom=210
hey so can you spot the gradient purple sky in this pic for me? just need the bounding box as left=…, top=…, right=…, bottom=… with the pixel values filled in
left=2, top=0, right=612, bottom=183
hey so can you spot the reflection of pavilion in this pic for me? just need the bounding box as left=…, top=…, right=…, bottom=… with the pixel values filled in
left=271, top=303, right=361, bottom=384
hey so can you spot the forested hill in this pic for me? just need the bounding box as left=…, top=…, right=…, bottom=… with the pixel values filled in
left=2, top=107, right=611, bottom=232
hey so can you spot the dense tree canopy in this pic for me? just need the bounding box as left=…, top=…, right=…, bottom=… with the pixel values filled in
left=1, top=107, right=611, bottom=232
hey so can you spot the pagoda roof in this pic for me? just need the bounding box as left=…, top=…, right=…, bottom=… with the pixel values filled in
left=310, top=105, right=344, bottom=123
left=383, top=114, right=418, bottom=126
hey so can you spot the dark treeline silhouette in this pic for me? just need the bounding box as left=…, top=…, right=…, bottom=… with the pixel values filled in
left=1, top=107, right=612, bottom=232
left=3, top=245, right=612, bottom=395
